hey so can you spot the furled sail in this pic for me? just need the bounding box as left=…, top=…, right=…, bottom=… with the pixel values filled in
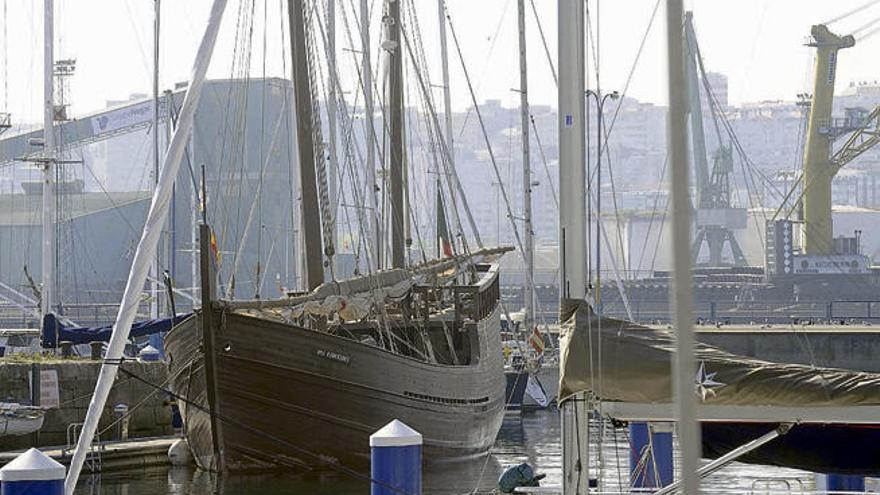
left=558, top=298, right=880, bottom=407
left=558, top=298, right=880, bottom=475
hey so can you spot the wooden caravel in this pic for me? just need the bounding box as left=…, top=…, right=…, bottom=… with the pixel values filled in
left=165, top=254, right=507, bottom=472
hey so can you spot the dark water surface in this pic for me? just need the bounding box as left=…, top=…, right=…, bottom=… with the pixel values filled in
left=73, top=412, right=559, bottom=494
left=73, top=409, right=821, bottom=494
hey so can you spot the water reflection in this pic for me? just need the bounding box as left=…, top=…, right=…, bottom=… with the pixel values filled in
left=73, top=409, right=816, bottom=494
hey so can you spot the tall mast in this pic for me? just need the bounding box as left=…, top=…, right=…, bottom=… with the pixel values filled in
left=361, top=0, right=379, bottom=269
left=190, top=134, right=199, bottom=305
left=667, top=0, right=700, bottom=491
left=557, top=0, right=586, bottom=304
left=288, top=0, right=325, bottom=290
left=326, top=0, right=338, bottom=267
left=150, top=0, right=161, bottom=318
left=384, top=0, right=405, bottom=269
left=41, top=0, right=55, bottom=318
left=437, top=0, right=454, bottom=258
left=517, top=0, right=534, bottom=334
left=559, top=1, right=588, bottom=492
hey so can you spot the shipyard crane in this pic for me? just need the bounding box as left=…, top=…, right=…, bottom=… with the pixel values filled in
left=832, top=105, right=880, bottom=172
left=800, top=25, right=857, bottom=256
left=684, top=12, right=748, bottom=267
left=795, top=24, right=880, bottom=257
left=763, top=23, right=880, bottom=285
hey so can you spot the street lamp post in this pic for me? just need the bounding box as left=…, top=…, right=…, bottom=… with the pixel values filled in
left=585, top=89, right=618, bottom=314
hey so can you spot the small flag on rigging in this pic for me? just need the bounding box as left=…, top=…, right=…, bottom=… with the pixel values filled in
left=437, top=185, right=454, bottom=258
left=528, top=326, right=545, bottom=354
left=210, top=230, right=221, bottom=264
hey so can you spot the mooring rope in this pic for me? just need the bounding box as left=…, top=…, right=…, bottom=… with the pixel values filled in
left=116, top=366, right=416, bottom=495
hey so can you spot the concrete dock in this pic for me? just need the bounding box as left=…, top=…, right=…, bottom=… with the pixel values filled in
left=0, top=358, right=174, bottom=452
left=0, top=436, right=177, bottom=473
left=696, top=324, right=880, bottom=372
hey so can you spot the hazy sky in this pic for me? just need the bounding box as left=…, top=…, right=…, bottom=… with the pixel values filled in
left=3, top=0, right=880, bottom=124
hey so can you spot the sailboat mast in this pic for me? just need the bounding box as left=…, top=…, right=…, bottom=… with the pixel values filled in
left=41, top=0, right=54, bottom=318
left=385, top=0, right=405, bottom=269
left=288, top=0, right=325, bottom=290
left=361, top=0, right=379, bottom=270
left=517, top=0, right=534, bottom=333
left=150, top=0, right=161, bottom=318
left=558, top=1, right=589, bottom=492
left=666, top=0, right=701, bottom=491
left=557, top=0, right=586, bottom=303
left=437, top=0, right=454, bottom=258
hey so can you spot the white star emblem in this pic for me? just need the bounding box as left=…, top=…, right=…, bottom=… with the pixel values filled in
left=695, top=361, right=725, bottom=401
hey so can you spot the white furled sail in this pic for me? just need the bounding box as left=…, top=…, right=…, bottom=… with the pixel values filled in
left=64, top=0, right=229, bottom=492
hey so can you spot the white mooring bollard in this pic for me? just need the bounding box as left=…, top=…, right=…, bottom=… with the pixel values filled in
left=370, top=419, right=422, bottom=495
left=0, top=448, right=65, bottom=495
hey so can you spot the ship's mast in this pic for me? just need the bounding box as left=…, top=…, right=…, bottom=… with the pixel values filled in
left=385, top=0, right=405, bottom=269
left=557, top=0, right=586, bottom=304
left=150, top=0, right=161, bottom=318
left=41, top=0, right=55, bottom=318
left=802, top=25, right=854, bottom=255
left=288, top=0, right=325, bottom=289
left=667, top=0, right=701, bottom=491
left=436, top=0, right=454, bottom=258
left=326, top=0, right=338, bottom=269
left=361, top=0, right=379, bottom=269
left=516, top=0, right=534, bottom=335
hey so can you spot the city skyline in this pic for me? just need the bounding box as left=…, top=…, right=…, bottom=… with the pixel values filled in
left=3, top=1, right=880, bottom=124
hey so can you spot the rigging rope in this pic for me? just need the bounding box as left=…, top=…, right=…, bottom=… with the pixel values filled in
left=444, top=8, right=525, bottom=258
left=528, top=0, right=556, bottom=87
left=302, top=0, right=336, bottom=276
left=117, top=366, right=417, bottom=495
left=400, top=7, right=482, bottom=255
left=825, top=0, right=880, bottom=26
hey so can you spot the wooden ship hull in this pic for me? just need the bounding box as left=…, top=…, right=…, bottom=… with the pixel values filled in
left=165, top=255, right=507, bottom=472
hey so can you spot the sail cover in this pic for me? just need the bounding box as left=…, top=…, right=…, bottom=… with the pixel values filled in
left=41, top=313, right=190, bottom=348
left=558, top=298, right=880, bottom=408
left=559, top=298, right=880, bottom=474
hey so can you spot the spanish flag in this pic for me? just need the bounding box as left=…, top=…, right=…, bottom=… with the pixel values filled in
left=528, top=326, right=545, bottom=354
left=210, top=230, right=221, bottom=264
left=437, top=185, right=454, bottom=258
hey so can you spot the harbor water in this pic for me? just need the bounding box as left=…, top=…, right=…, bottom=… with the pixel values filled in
left=71, top=409, right=822, bottom=494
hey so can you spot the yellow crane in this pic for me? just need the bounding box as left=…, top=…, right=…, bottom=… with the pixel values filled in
left=801, top=25, right=854, bottom=256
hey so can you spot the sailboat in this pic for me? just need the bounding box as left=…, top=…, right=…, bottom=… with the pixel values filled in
left=164, top=0, right=508, bottom=472
left=556, top=3, right=880, bottom=491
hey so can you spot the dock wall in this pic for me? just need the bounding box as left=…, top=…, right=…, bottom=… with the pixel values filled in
left=0, top=360, right=173, bottom=451
left=698, top=329, right=880, bottom=373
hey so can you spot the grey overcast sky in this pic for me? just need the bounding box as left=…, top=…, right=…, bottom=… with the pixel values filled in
left=3, top=0, right=880, bottom=124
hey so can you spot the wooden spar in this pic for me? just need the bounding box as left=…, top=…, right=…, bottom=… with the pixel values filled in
left=288, top=0, right=325, bottom=290
left=198, top=224, right=225, bottom=471
left=361, top=0, right=379, bottom=270
left=386, top=0, right=405, bottom=269
left=63, top=0, right=229, bottom=491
